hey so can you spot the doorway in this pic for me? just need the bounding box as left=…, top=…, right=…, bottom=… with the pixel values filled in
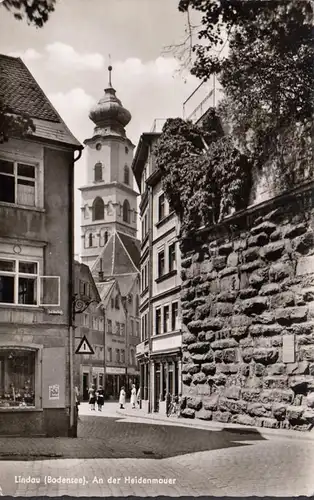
left=82, top=373, right=89, bottom=401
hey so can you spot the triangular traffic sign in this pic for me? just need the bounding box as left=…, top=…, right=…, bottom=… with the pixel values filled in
left=75, top=335, right=94, bottom=355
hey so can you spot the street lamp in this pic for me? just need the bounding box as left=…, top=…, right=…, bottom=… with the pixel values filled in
left=72, top=294, right=100, bottom=318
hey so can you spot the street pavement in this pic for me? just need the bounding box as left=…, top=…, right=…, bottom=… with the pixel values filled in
left=0, top=402, right=313, bottom=497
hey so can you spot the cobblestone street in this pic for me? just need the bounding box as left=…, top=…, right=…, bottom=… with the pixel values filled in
left=0, top=403, right=313, bottom=496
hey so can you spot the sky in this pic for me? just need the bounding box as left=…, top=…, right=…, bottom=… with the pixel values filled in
left=0, top=0, right=216, bottom=257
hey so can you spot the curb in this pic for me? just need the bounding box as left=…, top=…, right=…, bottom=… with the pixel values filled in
left=116, top=409, right=314, bottom=442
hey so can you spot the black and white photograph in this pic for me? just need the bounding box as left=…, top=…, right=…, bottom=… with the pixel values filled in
left=0, top=0, right=313, bottom=497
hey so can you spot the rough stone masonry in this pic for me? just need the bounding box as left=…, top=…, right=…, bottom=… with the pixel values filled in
left=180, top=183, right=314, bottom=431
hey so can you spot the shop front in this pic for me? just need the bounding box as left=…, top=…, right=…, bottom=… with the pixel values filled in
left=105, top=366, right=126, bottom=399
left=151, top=350, right=182, bottom=415
left=0, top=339, right=70, bottom=437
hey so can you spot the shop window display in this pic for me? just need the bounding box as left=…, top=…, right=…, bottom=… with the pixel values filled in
left=0, top=348, right=36, bottom=408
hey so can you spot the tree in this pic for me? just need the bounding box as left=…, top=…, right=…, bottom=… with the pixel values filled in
left=177, top=0, right=314, bottom=181
left=2, top=0, right=56, bottom=27
left=0, top=0, right=56, bottom=143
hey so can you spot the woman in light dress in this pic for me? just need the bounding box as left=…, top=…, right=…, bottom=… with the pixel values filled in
left=119, top=386, right=126, bottom=409
left=130, top=384, right=137, bottom=409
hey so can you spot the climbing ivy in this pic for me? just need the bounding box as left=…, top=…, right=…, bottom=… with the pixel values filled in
left=154, top=112, right=251, bottom=236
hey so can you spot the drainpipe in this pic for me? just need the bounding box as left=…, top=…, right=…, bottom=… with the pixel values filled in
left=69, top=147, right=83, bottom=437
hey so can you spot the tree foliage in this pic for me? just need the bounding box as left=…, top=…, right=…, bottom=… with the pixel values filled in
left=0, top=0, right=56, bottom=142
left=178, top=0, right=314, bottom=179
left=155, top=114, right=251, bottom=235
left=2, top=0, right=56, bottom=27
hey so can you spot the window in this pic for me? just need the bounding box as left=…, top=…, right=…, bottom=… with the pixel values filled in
left=158, top=250, right=165, bottom=277
left=130, top=319, right=134, bottom=336
left=94, top=162, right=103, bottom=182
left=115, top=295, right=120, bottom=309
left=83, top=313, right=89, bottom=327
left=130, top=349, right=135, bottom=366
left=107, top=319, right=112, bottom=334
left=172, top=302, right=179, bottom=331
left=163, top=305, right=170, bottom=333
left=141, top=317, right=145, bottom=342
left=0, top=348, right=36, bottom=409
left=144, top=264, right=148, bottom=290
left=124, top=165, right=130, bottom=185
left=111, top=298, right=114, bottom=309
left=136, top=320, right=140, bottom=336
left=98, top=316, right=104, bottom=331
left=96, top=143, right=102, bottom=151
left=125, top=146, right=129, bottom=154
left=107, top=347, right=112, bottom=362
left=123, top=199, right=130, bottom=223
left=92, top=197, right=104, bottom=221
left=121, top=350, right=125, bottom=364
left=92, top=317, right=98, bottom=330
left=141, top=269, right=144, bottom=292
left=88, top=233, right=93, bottom=247
left=135, top=296, right=139, bottom=316
left=144, top=214, right=148, bottom=236
left=0, top=159, right=36, bottom=207
left=121, top=323, right=125, bottom=336
left=104, top=231, right=109, bottom=245
left=144, top=314, right=148, bottom=340
left=0, top=259, right=35, bottom=306
left=115, top=321, right=120, bottom=334
left=155, top=308, right=161, bottom=335
left=116, top=349, right=120, bottom=363
left=169, top=242, right=176, bottom=272
left=158, top=193, right=165, bottom=221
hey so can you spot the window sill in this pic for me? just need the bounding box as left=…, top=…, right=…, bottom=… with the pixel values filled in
left=141, top=233, right=149, bottom=248
left=0, top=202, right=45, bottom=213
left=140, top=287, right=149, bottom=298
left=0, top=303, right=45, bottom=311
left=155, top=269, right=177, bottom=284
left=155, top=211, right=175, bottom=228
left=153, top=329, right=181, bottom=338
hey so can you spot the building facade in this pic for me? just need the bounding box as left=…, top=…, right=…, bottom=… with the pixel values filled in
left=78, top=67, right=140, bottom=397
left=0, top=54, right=82, bottom=436
left=132, top=132, right=182, bottom=414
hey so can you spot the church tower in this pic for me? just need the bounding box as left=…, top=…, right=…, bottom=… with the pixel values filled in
left=80, top=66, right=139, bottom=268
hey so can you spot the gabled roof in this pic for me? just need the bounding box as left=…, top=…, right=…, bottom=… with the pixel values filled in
left=0, top=54, right=82, bottom=148
left=91, top=230, right=140, bottom=281
left=96, top=279, right=115, bottom=307
left=74, top=260, right=101, bottom=302
left=114, top=273, right=138, bottom=297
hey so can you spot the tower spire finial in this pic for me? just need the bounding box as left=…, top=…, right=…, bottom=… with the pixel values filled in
left=108, top=54, right=112, bottom=87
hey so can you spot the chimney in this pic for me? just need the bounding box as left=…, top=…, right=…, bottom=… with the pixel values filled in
left=98, top=258, right=104, bottom=281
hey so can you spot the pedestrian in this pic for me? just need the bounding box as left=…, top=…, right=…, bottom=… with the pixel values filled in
left=130, top=384, right=137, bottom=409
left=97, top=385, right=105, bottom=411
left=88, top=384, right=96, bottom=410
left=137, top=387, right=141, bottom=408
left=119, top=386, right=126, bottom=409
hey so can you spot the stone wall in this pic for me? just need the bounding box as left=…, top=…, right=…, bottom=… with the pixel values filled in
left=180, top=183, right=314, bottom=430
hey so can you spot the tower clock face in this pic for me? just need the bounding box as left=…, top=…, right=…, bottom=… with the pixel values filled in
left=96, top=143, right=102, bottom=151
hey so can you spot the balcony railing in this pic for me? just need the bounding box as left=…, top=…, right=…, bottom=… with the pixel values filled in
left=183, top=75, right=224, bottom=123
left=150, top=118, right=168, bottom=133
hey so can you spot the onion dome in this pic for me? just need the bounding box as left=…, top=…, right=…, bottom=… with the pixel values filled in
left=89, top=66, right=131, bottom=131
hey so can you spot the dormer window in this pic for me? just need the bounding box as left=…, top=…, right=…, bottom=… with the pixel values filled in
left=94, top=162, right=103, bottom=182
